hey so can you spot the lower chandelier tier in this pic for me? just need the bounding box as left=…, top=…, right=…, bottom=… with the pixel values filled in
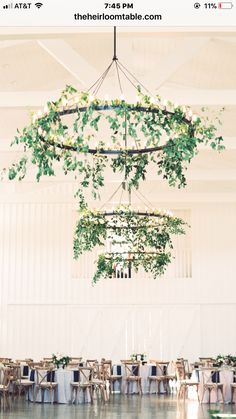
left=73, top=206, right=187, bottom=284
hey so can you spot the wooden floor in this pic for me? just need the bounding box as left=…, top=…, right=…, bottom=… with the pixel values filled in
left=1, top=395, right=236, bottom=418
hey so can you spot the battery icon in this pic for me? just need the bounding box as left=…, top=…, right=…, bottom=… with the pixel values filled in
left=218, top=2, right=233, bottom=8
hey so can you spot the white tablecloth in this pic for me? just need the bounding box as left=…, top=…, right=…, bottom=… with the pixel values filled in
left=113, top=364, right=167, bottom=394
left=28, top=369, right=91, bottom=404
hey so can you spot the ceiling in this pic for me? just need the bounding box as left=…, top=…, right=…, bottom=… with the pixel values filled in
left=0, top=28, right=235, bottom=204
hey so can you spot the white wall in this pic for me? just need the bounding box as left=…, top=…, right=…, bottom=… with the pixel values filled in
left=0, top=184, right=236, bottom=363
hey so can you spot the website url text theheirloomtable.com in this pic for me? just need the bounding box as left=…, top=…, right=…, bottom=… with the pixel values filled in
left=74, top=12, right=162, bottom=21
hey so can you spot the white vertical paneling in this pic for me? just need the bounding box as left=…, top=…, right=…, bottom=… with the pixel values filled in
left=0, top=194, right=236, bottom=361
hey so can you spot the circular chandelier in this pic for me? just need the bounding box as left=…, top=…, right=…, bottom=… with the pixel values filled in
left=74, top=204, right=187, bottom=284
left=3, top=28, right=224, bottom=283
left=5, top=27, right=224, bottom=207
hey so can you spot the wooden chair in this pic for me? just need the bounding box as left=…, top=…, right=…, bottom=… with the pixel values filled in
left=231, top=368, right=236, bottom=403
left=102, top=361, right=122, bottom=394
left=34, top=368, right=58, bottom=404
left=175, top=361, right=199, bottom=401
left=122, top=361, right=142, bottom=395
left=148, top=361, right=171, bottom=394
left=200, top=368, right=224, bottom=404
left=16, top=367, right=35, bottom=400
left=91, top=363, right=108, bottom=402
left=0, top=367, right=11, bottom=409
left=177, top=358, right=192, bottom=378
left=8, top=364, right=20, bottom=399
left=71, top=367, right=93, bottom=404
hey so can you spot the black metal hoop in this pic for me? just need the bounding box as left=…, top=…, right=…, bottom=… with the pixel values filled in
left=59, top=104, right=191, bottom=125
left=42, top=104, right=194, bottom=156
left=101, top=211, right=170, bottom=218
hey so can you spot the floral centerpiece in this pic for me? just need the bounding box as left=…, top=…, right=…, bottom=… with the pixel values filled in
left=215, top=354, right=236, bottom=367
left=52, top=353, right=71, bottom=369
left=131, top=353, right=147, bottom=362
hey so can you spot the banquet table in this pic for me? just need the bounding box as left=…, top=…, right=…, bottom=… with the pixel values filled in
left=28, top=368, right=91, bottom=404
left=190, top=367, right=234, bottom=403
left=26, top=363, right=170, bottom=403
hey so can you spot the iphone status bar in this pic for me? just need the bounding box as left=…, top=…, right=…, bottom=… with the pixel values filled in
left=0, top=0, right=235, bottom=26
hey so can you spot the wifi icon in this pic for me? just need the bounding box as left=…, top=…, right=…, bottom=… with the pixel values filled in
left=35, top=2, right=43, bottom=8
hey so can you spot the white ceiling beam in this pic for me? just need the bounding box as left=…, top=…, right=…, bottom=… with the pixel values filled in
left=153, top=38, right=209, bottom=89
left=1, top=182, right=236, bottom=204
left=37, top=39, right=100, bottom=87
left=117, top=37, right=209, bottom=91
left=158, top=85, right=236, bottom=105
left=0, top=88, right=235, bottom=107
left=0, top=40, right=30, bottom=49
left=0, top=91, right=61, bottom=107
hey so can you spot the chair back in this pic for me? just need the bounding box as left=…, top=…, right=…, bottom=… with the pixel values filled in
left=199, top=357, right=215, bottom=367
left=150, top=361, right=169, bottom=377
left=0, top=367, right=12, bottom=389
left=0, top=358, right=11, bottom=364
left=29, top=362, right=44, bottom=368
left=101, top=361, right=112, bottom=380
left=35, top=368, right=56, bottom=386
left=68, top=357, right=83, bottom=368
left=20, top=363, right=30, bottom=378
left=201, top=368, right=221, bottom=385
left=86, top=360, right=98, bottom=368
left=232, top=367, right=236, bottom=383
left=78, top=367, right=93, bottom=385
left=175, top=362, right=186, bottom=380
left=123, top=361, right=140, bottom=378
left=71, top=357, right=82, bottom=363
left=9, top=364, right=21, bottom=382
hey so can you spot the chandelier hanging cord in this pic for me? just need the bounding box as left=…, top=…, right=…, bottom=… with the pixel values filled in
left=88, top=26, right=121, bottom=95
left=87, top=26, right=153, bottom=98
left=114, top=60, right=123, bottom=95
left=99, top=181, right=123, bottom=210
left=133, top=189, right=153, bottom=210
left=116, top=60, right=153, bottom=98
left=88, top=60, right=114, bottom=96
left=113, top=26, right=118, bottom=61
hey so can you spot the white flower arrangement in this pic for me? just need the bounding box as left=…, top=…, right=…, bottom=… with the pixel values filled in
left=215, top=354, right=236, bottom=367
left=130, top=353, right=147, bottom=362
left=52, top=353, right=71, bottom=369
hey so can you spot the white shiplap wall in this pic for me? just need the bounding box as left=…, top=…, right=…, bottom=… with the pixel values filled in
left=0, top=189, right=236, bottom=363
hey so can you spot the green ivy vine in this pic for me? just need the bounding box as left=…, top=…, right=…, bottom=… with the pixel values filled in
left=3, top=85, right=224, bottom=207
left=73, top=206, right=187, bottom=284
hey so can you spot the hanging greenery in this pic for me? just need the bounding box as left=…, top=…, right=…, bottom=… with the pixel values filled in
left=73, top=206, right=187, bottom=284
left=3, top=85, right=224, bottom=208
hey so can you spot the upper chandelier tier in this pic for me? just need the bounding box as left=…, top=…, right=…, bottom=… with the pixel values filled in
left=5, top=27, right=224, bottom=205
